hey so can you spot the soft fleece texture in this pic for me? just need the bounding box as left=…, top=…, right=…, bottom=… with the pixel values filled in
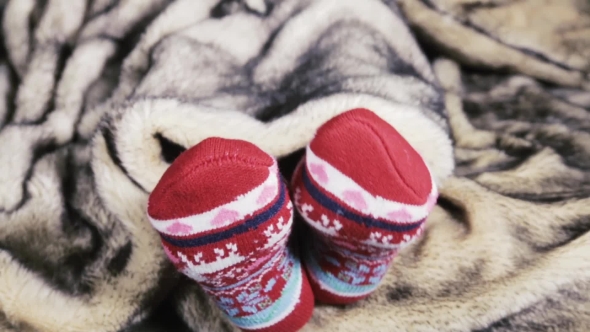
left=0, top=0, right=589, bottom=331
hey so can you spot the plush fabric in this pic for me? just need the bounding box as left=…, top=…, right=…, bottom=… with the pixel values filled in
left=0, top=0, right=588, bottom=331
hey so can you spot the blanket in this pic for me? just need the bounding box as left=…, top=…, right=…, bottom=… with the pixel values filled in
left=0, top=0, right=589, bottom=331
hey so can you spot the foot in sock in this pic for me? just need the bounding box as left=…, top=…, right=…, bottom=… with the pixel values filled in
left=147, top=138, right=314, bottom=332
left=291, top=108, right=438, bottom=305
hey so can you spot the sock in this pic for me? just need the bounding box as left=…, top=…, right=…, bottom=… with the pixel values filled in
left=147, top=137, right=314, bottom=332
left=291, top=108, right=438, bottom=305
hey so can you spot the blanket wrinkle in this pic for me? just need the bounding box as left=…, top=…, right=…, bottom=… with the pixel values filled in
left=0, top=0, right=588, bottom=332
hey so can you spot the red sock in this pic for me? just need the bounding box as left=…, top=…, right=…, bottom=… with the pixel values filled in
left=291, top=109, right=438, bottom=305
left=147, top=138, right=314, bottom=332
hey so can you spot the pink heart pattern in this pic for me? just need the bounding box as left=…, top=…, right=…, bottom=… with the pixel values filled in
left=166, top=221, right=193, bottom=235
left=309, top=163, right=329, bottom=184
left=257, top=185, right=276, bottom=206
left=211, top=209, right=240, bottom=227
left=387, top=208, right=412, bottom=222
left=342, top=190, right=368, bottom=211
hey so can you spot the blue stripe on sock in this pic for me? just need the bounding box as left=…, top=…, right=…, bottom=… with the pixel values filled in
left=302, top=167, right=423, bottom=233
left=160, top=183, right=286, bottom=248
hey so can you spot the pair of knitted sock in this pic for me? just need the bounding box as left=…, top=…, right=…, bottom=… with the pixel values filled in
left=147, top=109, right=437, bottom=332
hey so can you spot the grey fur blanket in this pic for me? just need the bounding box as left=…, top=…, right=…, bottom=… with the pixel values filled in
left=0, top=0, right=589, bottom=331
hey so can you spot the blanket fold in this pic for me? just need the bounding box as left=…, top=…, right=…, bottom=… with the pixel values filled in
left=398, top=0, right=590, bottom=90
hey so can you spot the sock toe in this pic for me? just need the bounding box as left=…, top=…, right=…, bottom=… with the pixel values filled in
left=148, top=137, right=275, bottom=221
left=309, top=108, right=433, bottom=208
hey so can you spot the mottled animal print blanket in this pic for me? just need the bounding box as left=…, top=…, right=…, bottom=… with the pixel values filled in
left=0, top=0, right=589, bottom=331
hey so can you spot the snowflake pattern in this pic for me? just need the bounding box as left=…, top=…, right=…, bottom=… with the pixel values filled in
left=263, top=216, right=292, bottom=249
left=209, top=252, right=295, bottom=317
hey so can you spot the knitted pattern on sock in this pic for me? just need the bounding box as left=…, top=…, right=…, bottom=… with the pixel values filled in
left=148, top=137, right=314, bottom=332
left=291, top=109, right=438, bottom=305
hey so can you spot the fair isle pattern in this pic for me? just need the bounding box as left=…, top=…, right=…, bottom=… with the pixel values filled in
left=148, top=164, right=280, bottom=237
left=146, top=136, right=313, bottom=331
left=294, top=160, right=432, bottom=302
left=221, top=250, right=304, bottom=330
left=303, top=237, right=387, bottom=298
left=158, top=181, right=293, bottom=281
left=293, top=160, right=426, bottom=298
left=205, top=248, right=288, bottom=297
left=291, top=107, right=438, bottom=306
left=293, top=160, right=429, bottom=249
left=306, top=145, right=438, bottom=222
left=163, top=229, right=303, bottom=330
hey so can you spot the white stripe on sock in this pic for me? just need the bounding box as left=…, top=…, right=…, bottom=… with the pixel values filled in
left=149, top=163, right=280, bottom=236
left=306, top=146, right=437, bottom=223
